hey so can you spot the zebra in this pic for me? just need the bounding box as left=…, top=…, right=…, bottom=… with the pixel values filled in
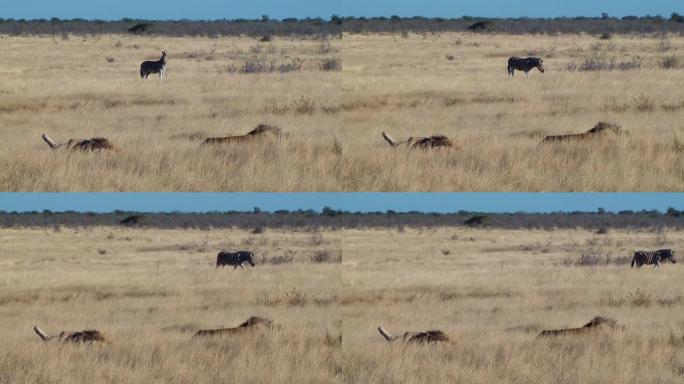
left=216, top=251, right=256, bottom=269
left=507, top=57, right=544, bottom=76
left=631, top=249, right=676, bottom=268
left=140, top=51, right=167, bottom=79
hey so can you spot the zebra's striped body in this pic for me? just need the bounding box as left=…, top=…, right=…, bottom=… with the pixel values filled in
left=216, top=250, right=256, bottom=269
left=507, top=57, right=544, bottom=76
left=631, top=249, right=676, bottom=268
left=140, top=51, right=167, bottom=79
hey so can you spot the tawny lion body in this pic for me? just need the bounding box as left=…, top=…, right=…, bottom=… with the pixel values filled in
left=538, top=316, right=623, bottom=337
left=42, top=134, right=118, bottom=152
left=34, top=326, right=109, bottom=344
left=202, top=124, right=285, bottom=145
left=382, top=131, right=455, bottom=149
left=194, top=316, right=275, bottom=337
left=377, top=326, right=451, bottom=343
left=542, top=122, right=621, bottom=143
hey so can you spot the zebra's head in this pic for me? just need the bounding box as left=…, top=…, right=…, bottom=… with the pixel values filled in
left=536, top=58, right=545, bottom=73
left=244, top=251, right=256, bottom=266
left=662, top=249, right=676, bottom=264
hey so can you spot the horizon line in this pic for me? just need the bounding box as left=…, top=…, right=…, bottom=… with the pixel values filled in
left=1, top=13, right=681, bottom=22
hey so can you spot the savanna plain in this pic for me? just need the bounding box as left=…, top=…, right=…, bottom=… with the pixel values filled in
left=4, top=225, right=684, bottom=383
left=343, top=227, right=684, bottom=383
left=0, top=227, right=342, bottom=383
left=2, top=32, right=684, bottom=191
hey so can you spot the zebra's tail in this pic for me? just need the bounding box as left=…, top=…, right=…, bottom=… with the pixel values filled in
left=631, top=255, right=636, bottom=268
left=140, top=67, right=145, bottom=78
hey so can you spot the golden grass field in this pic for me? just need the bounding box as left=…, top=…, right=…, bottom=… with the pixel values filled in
left=0, top=34, right=342, bottom=191
left=1, top=32, right=684, bottom=191
left=0, top=227, right=341, bottom=383
left=342, top=227, right=684, bottom=383
left=341, top=32, right=684, bottom=191
left=3, top=225, right=684, bottom=383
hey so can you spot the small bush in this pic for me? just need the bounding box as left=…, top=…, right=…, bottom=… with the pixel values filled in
left=318, top=38, right=333, bottom=54
left=562, top=252, right=631, bottom=267
left=596, top=227, right=609, bottom=235
left=464, top=215, right=488, bottom=227
left=446, top=54, right=455, bottom=61
left=310, top=250, right=342, bottom=263
left=659, top=55, right=680, bottom=69
left=320, top=57, right=341, bottom=71
left=633, top=93, right=655, bottom=112
left=105, top=57, right=114, bottom=63
left=293, top=96, right=316, bottom=114
left=285, top=288, right=307, bottom=306
left=657, top=32, right=672, bottom=52
left=599, top=32, right=613, bottom=40
left=120, top=215, right=144, bottom=226
left=567, top=56, right=641, bottom=72
left=467, top=20, right=494, bottom=32
left=251, top=226, right=264, bottom=234
left=127, top=23, right=150, bottom=34
left=259, top=34, right=272, bottom=42
left=261, top=255, right=293, bottom=265
left=277, top=60, right=302, bottom=73
left=239, top=58, right=301, bottom=74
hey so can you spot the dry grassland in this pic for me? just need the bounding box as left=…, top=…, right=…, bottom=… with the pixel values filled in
left=2, top=33, right=684, bottom=191
left=0, top=34, right=342, bottom=191
left=0, top=227, right=341, bottom=383
left=340, top=33, right=684, bottom=191
left=342, top=227, right=684, bottom=383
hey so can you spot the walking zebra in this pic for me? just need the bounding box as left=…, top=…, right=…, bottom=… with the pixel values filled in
left=507, top=57, right=544, bottom=76
left=216, top=251, right=256, bottom=269
left=140, top=51, right=167, bottom=79
left=631, top=249, right=676, bottom=268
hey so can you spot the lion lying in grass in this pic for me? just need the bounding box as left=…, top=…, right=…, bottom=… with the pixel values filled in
left=201, top=124, right=286, bottom=145
left=42, top=134, right=118, bottom=152
left=193, top=316, right=276, bottom=337
left=377, top=325, right=451, bottom=343
left=34, top=325, right=110, bottom=344
left=538, top=316, right=624, bottom=337
left=382, top=131, right=456, bottom=149
left=542, top=122, right=621, bottom=143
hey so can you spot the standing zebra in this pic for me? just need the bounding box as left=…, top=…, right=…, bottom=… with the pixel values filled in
left=507, top=57, right=544, bottom=76
left=631, top=249, right=676, bottom=268
left=140, top=51, right=167, bottom=79
left=216, top=251, right=256, bottom=269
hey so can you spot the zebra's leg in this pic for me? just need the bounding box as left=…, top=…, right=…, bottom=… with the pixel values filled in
left=239, top=263, right=245, bottom=269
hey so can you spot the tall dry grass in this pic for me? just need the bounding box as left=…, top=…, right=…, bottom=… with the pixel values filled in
left=342, top=227, right=684, bottom=383
left=0, top=34, right=342, bottom=191
left=340, top=32, right=684, bottom=191
left=1, top=33, right=684, bottom=190
left=3, top=226, right=684, bottom=382
left=0, top=227, right=341, bottom=383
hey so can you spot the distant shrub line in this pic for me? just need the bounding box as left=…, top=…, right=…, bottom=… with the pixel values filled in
left=1, top=209, right=684, bottom=230
left=1, top=14, right=684, bottom=36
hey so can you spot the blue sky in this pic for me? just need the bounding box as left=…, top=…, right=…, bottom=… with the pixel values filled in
left=1, top=193, right=684, bottom=214
left=3, top=0, right=683, bottom=20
